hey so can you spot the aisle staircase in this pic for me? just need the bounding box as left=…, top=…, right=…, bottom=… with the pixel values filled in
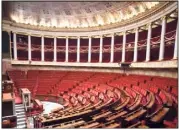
left=15, top=104, right=27, bottom=128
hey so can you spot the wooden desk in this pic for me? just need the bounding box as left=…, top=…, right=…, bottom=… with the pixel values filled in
left=150, top=107, right=169, bottom=123
left=62, top=107, right=73, bottom=112
left=115, top=97, right=130, bottom=111
left=127, top=121, right=141, bottom=128
left=106, top=123, right=121, bottom=128
left=3, top=93, right=14, bottom=101
left=77, top=103, right=91, bottom=111
left=95, top=98, right=112, bottom=109
left=138, top=125, right=149, bottom=128
left=80, top=122, right=100, bottom=128
left=85, top=101, right=102, bottom=110
left=128, top=95, right=142, bottom=111
left=41, top=109, right=92, bottom=123
left=107, top=111, right=127, bottom=121
left=57, top=107, right=72, bottom=115
left=128, top=94, right=139, bottom=108
left=146, top=93, right=155, bottom=109
left=51, top=107, right=63, bottom=113
left=55, top=120, right=85, bottom=128
left=125, top=109, right=146, bottom=122
left=93, top=111, right=112, bottom=120
left=122, top=108, right=142, bottom=118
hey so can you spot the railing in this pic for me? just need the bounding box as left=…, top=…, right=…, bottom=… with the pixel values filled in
left=11, top=30, right=176, bottom=61
left=14, top=30, right=175, bottom=51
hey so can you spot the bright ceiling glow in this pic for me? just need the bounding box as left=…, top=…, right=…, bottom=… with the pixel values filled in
left=10, top=2, right=160, bottom=29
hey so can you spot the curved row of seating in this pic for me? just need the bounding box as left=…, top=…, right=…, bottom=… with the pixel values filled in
left=7, top=70, right=178, bottom=128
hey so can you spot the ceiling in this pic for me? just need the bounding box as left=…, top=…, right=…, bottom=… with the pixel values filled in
left=3, top=2, right=161, bottom=29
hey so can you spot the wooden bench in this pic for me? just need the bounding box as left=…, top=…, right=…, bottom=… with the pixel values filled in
left=138, top=125, right=149, bottom=128
left=150, top=107, right=169, bottom=123
left=80, top=122, right=100, bottom=128
left=106, top=122, right=121, bottom=128
left=127, top=121, right=141, bottom=128
left=93, top=111, right=112, bottom=120
left=95, top=98, right=113, bottom=109
left=115, top=97, right=130, bottom=111
left=144, top=92, right=155, bottom=109
left=124, top=109, right=147, bottom=122
left=41, top=109, right=92, bottom=123
left=55, top=120, right=85, bottom=128
left=128, top=94, right=142, bottom=111
left=106, top=110, right=127, bottom=121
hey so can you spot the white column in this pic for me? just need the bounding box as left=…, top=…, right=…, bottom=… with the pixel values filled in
left=88, top=36, right=92, bottom=62
left=13, top=33, right=17, bottom=60
left=41, top=36, right=44, bottom=61
left=146, top=23, right=152, bottom=61
left=77, top=37, right=80, bottom=62
left=99, top=36, right=103, bottom=63
left=8, top=32, right=12, bottom=60
left=133, top=28, right=138, bottom=62
left=65, top=37, right=69, bottom=62
left=122, top=31, right=126, bottom=62
left=173, top=28, right=178, bottom=59
left=159, top=16, right=166, bottom=61
left=110, top=34, right=115, bottom=63
left=28, top=35, right=31, bottom=61
left=54, top=37, right=57, bottom=62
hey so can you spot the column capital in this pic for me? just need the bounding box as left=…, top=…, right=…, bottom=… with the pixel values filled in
left=88, top=36, right=92, bottom=38
left=161, top=16, right=166, bottom=20
left=123, top=31, right=126, bottom=35
left=147, top=23, right=152, bottom=28
left=134, top=28, right=139, bottom=32
left=111, top=33, right=115, bottom=36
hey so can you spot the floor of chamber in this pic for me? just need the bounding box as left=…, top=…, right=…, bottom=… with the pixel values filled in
left=41, top=101, right=64, bottom=114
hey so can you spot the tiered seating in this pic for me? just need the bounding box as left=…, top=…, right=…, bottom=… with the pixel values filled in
left=7, top=70, right=178, bottom=128
left=15, top=79, right=36, bottom=92
left=27, top=70, right=39, bottom=79
left=7, top=70, right=26, bottom=80
left=36, top=71, right=68, bottom=95
left=133, top=86, right=147, bottom=96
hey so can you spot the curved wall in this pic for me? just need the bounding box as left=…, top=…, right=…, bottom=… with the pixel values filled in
left=2, top=59, right=178, bottom=79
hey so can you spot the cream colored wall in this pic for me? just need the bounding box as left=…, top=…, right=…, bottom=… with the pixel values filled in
left=2, top=59, right=178, bottom=79
left=10, top=60, right=178, bottom=68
